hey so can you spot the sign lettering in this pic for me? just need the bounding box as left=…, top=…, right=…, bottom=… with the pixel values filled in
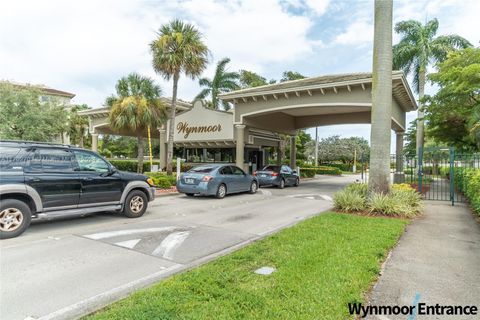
left=177, top=121, right=223, bottom=139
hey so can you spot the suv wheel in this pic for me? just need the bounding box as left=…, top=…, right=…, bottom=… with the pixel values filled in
left=123, top=190, right=148, bottom=218
left=0, top=199, right=32, bottom=239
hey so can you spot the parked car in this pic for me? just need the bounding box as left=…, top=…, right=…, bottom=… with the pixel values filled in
left=0, top=141, right=156, bottom=239
left=254, top=165, right=299, bottom=188
left=176, top=164, right=258, bottom=199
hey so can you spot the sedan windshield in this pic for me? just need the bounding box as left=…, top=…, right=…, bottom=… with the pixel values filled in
left=262, top=165, right=280, bottom=172
left=188, top=166, right=214, bottom=173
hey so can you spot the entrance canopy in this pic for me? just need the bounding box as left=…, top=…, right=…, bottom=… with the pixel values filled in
left=219, top=71, right=417, bottom=135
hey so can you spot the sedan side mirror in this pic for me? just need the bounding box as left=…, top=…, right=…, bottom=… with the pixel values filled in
left=292, top=170, right=297, bottom=174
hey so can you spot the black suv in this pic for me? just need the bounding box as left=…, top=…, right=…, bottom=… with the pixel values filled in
left=0, top=141, right=156, bottom=239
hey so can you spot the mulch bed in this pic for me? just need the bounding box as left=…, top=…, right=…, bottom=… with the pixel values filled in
left=155, top=186, right=178, bottom=196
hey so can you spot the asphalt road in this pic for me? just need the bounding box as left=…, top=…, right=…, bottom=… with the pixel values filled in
left=1, top=174, right=358, bottom=320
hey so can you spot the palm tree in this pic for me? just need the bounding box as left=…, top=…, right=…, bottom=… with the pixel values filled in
left=393, top=18, right=471, bottom=155
left=68, top=104, right=89, bottom=147
left=150, top=20, right=209, bottom=175
left=369, top=0, right=393, bottom=194
left=108, top=73, right=167, bottom=173
left=195, top=58, right=239, bottom=111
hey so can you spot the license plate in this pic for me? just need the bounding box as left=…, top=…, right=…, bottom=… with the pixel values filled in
left=185, top=178, right=194, bottom=184
left=260, top=174, right=267, bottom=177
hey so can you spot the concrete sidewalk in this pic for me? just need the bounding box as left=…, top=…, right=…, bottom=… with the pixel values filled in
left=368, top=201, right=480, bottom=319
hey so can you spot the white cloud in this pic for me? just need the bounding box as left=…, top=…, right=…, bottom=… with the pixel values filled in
left=303, top=0, right=330, bottom=15
left=334, top=20, right=373, bottom=46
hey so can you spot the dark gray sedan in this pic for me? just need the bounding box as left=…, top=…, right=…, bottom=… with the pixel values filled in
left=254, top=165, right=300, bottom=188
left=176, top=164, right=258, bottom=199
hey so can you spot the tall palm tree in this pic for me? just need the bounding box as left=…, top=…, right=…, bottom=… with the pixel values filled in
left=195, top=58, right=239, bottom=111
left=108, top=73, right=167, bottom=173
left=68, top=104, right=89, bottom=147
left=150, top=20, right=209, bottom=175
left=369, top=0, right=393, bottom=194
left=393, top=18, right=471, bottom=155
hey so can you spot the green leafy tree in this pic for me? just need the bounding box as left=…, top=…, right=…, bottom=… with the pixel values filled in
left=424, top=47, right=480, bottom=150
left=393, top=18, right=472, bottom=154
left=0, top=82, right=68, bottom=141
left=306, top=135, right=370, bottom=164
left=280, top=71, right=305, bottom=82
left=108, top=73, right=167, bottom=173
left=195, top=58, right=239, bottom=111
left=238, top=70, right=276, bottom=88
left=68, top=104, right=90, bottom=147
left=151, top=20, right=209, bottom=175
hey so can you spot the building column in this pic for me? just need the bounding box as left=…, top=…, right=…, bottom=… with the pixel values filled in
left=290, top=135, right=296, bottom=169
left=235, top=124, right=246, bottom=168
left=91, top=133, right=98, bottom=152
left=394, top=132, right=405, bottom=183
left=159, top=128, right=167, bottom=170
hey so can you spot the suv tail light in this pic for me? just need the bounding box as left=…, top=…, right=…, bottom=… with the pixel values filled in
left=202, top=175, right=213, bottom=182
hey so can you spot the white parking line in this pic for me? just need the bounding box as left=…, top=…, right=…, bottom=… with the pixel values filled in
left=83, top=227, right=179, bottom=240
left=152, top=231, right=190, bottom=259
left=114, top=239, right=141, bottom=249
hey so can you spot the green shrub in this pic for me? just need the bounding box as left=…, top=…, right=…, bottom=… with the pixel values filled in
left=108, top=159, right=156, bottom=172
left=454, top=167, right=480, bottom=214
left=368, top=193, right=403, bottom=216
left=333, top=189, right=366, bottom=212
left=345, top=182, right=368, bottom=197
left=144, top=172, right=177, bottom=188
left=300, top=166, right=342, bottom=177
left=333, top=183, right=422, bottom=218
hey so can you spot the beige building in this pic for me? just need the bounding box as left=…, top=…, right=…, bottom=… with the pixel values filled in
left=81, top=71, right=417, bottom=177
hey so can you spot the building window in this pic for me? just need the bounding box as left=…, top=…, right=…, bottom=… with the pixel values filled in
left=179, top=148, right=234, bottom=163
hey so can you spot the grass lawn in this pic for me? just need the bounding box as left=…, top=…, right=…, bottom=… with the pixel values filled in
left=86, top=212, right=408, bottom=320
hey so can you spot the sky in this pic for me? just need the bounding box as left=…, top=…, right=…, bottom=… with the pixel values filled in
left=1, top=0, right=479, bottom=149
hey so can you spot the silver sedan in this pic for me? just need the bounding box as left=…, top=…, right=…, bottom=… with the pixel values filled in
left=176, top=164, right=258, bottom=199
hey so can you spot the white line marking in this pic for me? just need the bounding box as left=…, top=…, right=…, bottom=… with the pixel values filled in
left=320, top=195, right=333, bottom=201
left=114, top=239, right=141, bottom=249
left=305, top=196, right=315, bottom=200
left=152, top=231, right=190, bottom=259
left=83, top=227, right=179, bottom=240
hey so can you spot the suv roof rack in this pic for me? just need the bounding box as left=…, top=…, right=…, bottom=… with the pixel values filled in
left=0, top=140, right=74, bottom=148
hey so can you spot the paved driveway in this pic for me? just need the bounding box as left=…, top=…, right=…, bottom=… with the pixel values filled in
left=1, top=174, right=357, bottom=320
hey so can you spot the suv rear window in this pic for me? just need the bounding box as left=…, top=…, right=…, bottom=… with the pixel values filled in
left=0, top=147, right=23, bottom=170
left=188, top=166, right=214, bottom=173
left=30, top=148, right=75, bottom=172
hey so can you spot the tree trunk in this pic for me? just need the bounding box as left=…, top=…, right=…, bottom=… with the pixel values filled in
left=137, top=136, right=144, bottom=173
left=79, top=129, right=84, bottom=148
left=279, top=135, right=286, bottom=164
left=416, top=70, right=426, bottom=157
left=166, top=72, right=179, bottom=175
left=368, top=0, right=393, bottom=195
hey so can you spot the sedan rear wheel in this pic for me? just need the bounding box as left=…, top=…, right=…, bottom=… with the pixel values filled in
left=216, top=184, right=227, bottom=199
left=249, top=181, right=258, bottom=194
left=278, top=178, right=285, bottom=189
left=294, top=177, right=300, bottom=187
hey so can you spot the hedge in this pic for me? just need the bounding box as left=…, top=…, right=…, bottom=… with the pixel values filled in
left=454, top=168, right=480, bottom=214
left=300, top=166, right=342, bottom=178
left=144, top=172, right=177, bottom=188
left=108, top=159, right=194, bottom=173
